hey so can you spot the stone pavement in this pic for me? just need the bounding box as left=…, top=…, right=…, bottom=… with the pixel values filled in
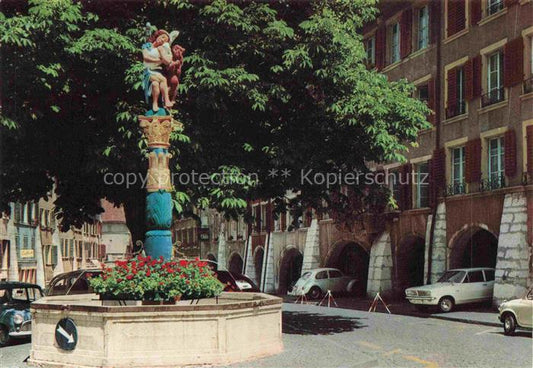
left=283, top=295, right=501, bottom=327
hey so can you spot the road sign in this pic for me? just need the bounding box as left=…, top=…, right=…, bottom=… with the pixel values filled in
left=55, top=318, right=78, bottom=351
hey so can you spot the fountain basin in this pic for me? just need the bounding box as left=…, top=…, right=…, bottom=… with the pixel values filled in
left=29, top=292, right=283, bottom=368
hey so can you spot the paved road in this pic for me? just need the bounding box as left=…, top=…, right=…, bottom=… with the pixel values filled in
left=233, top=303, right=531, bottom=368
left=1, top=303, right=531, bottom=368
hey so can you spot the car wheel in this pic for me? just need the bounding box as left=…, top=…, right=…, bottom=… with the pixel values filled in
left=503, top=313, right=517, bottom=336
left=0, top=324, right=10, bottom=347
left=308, top=286, right=322, bottom=300
left=438, top=296, right=454, bottom=313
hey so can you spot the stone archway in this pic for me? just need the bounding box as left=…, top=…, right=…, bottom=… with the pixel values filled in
left=449, top=226, right=498, bottom=269
left=325, top=241, right=369, bottom=297
left=253, top=247, right=264, bottom=288
left=206, top=253, right=217, bottom=270
left=228, top=252, right=244, bottom=274
left=395, top=235, right=425, bottom=295
left=278, top=247, right=303, bottom=295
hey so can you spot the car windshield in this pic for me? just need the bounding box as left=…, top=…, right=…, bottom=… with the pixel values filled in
left=437, top=271, right=466, bottom=283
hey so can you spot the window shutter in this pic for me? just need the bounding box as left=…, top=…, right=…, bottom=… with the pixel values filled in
left=428, top=158, right=436, bottom=206
left=447, top=0, right=466, bottom=37
left=429, top=1, right=441, bottom=44
left=431, top=149, right=446, bottom=198
left=465, top=138, right=482, bottom=183
left=464, top=58, right=474, bottom=100
left=255, top=207, right=261, bottom=232
left=472, top=55, right=482, bottom=98
left=266, top=202, right=273, bottom=232
left=99, top=244, right=106, bottom=261
left=504, top=36, right=524, bottom=88
left=280, top=212, right=286, bottom=231
left=400, top=9, right=412, bottom=59
left=470, top=0, right=482, bottom=25
left=447, top=67, right=457, bottom=110
left=428, top=78, right=436, bottom=124
left=504, top=129, right=517, bottom=178
left=375, top=27, right=386, bottom=70
left=400, top=164, right=412, bottom=211
left=457, top=1, right=466, bottom=32
left=527, top=125, right=533, bottom=174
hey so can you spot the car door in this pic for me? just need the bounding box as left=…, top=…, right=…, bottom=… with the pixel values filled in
left=327, top=270, right=344, bottom=292
left=462, top=270, right=486, bottom=303
left=515, top=289, right=533, bottom=328
left=482, top=269, right=495, bottom=299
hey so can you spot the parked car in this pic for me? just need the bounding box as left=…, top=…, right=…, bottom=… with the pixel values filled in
left=216, top=270, right=260, bottom=292
left=405, top=267, right=495, bottom=313
left=0, top=282, right=44, bottom=346
left=288, top=268, right=358, bottom=299
left=498, top=287, right=533, bottom=335
left=198, top=259, right=260, bottom=292
left=46, top=269, right=102, bottom=296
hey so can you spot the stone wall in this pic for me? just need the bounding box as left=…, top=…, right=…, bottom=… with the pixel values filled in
left=493, top=192, right=531, bottom=305
left=430, top=202, right=447, bottom=284
left=366, top=231, right=392, bottom=298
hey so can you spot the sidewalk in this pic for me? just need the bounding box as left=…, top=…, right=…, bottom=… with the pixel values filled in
left=281, top=295, right=501, bottom=327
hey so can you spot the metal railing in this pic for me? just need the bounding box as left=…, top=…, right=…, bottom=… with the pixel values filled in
left=481, top=87, right=505, bottom=107
left=446, top=182, right=467, bottom=196
left=445, top=101, right=466, bottom=119
left=480, top=173, right=506, bottom=191
left=523, top=76, right=533, bottom=94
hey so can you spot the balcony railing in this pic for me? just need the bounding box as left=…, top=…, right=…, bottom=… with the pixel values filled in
left=523, top=76, right=533, bottom=94
left=487, top=1, right=503, bottom=16
left=446, top=182, right=467, bottom=196
left=481, top=87, right=505, bottom=107
left=480, top=173, right=506, bottom=191
left=445, top=101, right=466, bottom=119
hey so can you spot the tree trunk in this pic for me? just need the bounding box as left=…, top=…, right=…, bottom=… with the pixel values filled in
left=123, top=191, right=146, bottom=255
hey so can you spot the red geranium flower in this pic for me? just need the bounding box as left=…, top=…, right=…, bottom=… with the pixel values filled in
left=146, top=270, right=151, bottom=277
left=126, top=274, right=133, bottom=280
left=179, top=260, right=188, bottom=267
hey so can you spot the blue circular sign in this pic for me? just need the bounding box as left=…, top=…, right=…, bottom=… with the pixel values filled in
left=55, top=318, right=77, bottom=351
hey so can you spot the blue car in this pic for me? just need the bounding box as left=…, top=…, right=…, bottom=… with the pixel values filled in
left=0, top=281, right=43, bottom=346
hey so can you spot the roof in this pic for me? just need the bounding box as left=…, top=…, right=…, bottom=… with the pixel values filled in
left=304, top=268, right=341, bottom=273
left=0, top=281, right=42, bottom=289
left=448, top=267, right=495, bottom=272
left=101, top=199, right=127, bottom=223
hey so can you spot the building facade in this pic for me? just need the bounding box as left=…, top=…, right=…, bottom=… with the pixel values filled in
left=192, top=0, right=532, bottom=306
left=100, top=199, right=131, bottom=262
left=1, top=196, right=104, bottom=287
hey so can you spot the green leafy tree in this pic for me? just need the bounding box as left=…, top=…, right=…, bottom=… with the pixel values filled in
left=0, top=0, right=430, bottom=247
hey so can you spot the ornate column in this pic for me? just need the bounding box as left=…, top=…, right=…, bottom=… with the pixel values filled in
left=139, top=112, right=183, bottom=260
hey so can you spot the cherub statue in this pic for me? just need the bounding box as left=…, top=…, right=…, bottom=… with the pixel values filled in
left=142, top=27, right=182, bottom=112
left=168, top=44, right=186, bottom=103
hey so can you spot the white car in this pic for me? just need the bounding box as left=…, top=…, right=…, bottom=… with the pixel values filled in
left=498, top=287, right=533, bottom=335
left=288, top=268, right=358, bottom=299
left=405, top=267, right=495, bottom=313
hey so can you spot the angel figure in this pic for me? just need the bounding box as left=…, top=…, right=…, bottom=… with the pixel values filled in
left=142, top=29, right=180, bottom=112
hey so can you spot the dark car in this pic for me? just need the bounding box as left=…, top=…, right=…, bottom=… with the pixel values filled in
left=216, top=270, right=260, bottom=292
left=46, top=269, right=102, bottom=296
left=185, top=259, right=260, bottom=292
left=0, top=281, right=43, bottom=346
